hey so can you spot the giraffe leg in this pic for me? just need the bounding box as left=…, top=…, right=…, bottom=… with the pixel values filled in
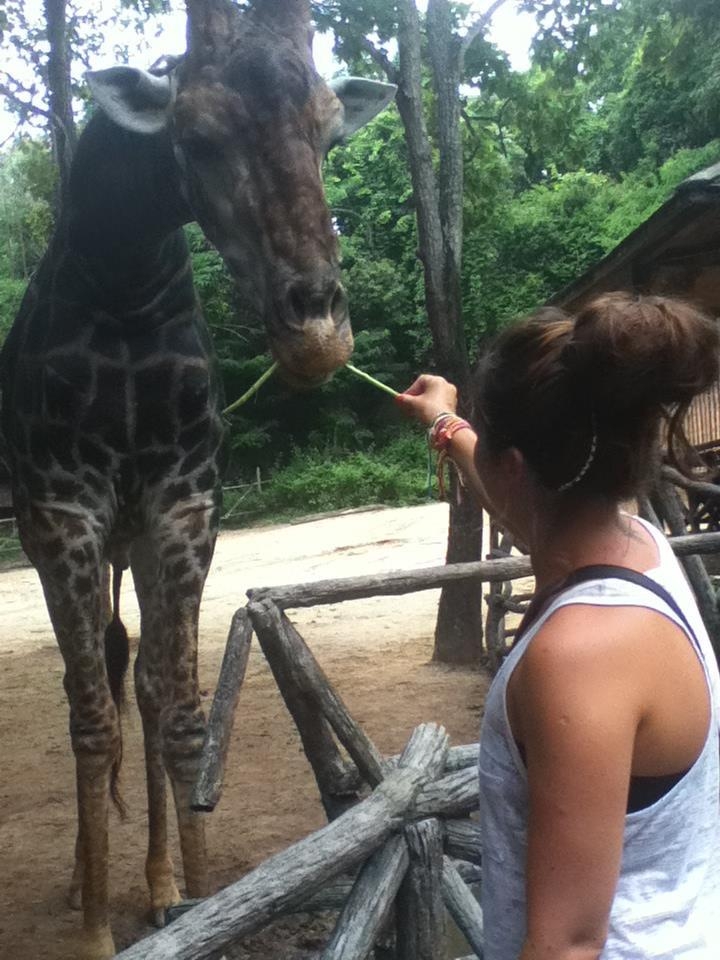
left=152, top=498, right=219, bottom=899
left=49, top=595, right=119, bottom=959
left=68, top=827, right=84, bottom=910
left=137, top=686, right=182, bottom=924
left=69, top=564, right=109, bottom=913
left=131, top=540, right=181, bottom=925
left=22, top=511, right=118, bottom=960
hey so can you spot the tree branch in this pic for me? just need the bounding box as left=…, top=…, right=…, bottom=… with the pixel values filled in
left=0, top=78, right=51, bottom=122
left=461, top=0, right=511, bottom=61
left=360, top=34, right=399, bottom=85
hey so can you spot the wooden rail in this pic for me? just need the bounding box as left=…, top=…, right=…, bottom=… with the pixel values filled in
left=247, top=531, right=720, bottom=610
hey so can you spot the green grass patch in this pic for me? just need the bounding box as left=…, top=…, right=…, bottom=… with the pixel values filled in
left=222, top=434, right=432, bottom=527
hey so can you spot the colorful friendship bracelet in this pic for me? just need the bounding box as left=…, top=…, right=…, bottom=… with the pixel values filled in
left=428, top=413, right=473, bottom=452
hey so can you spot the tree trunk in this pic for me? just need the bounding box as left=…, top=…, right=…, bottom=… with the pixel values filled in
left=43, top=0, right=77, bottom=208
left=396, top=0, right=483, bottom=663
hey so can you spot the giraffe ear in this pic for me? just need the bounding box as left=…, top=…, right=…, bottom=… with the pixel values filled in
left=86, top=67, right=177, bottom=135
left=330, top=78, right=397, bottom=138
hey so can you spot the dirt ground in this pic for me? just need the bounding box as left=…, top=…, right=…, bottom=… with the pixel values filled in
left=0, top=502, right=493, bottom=959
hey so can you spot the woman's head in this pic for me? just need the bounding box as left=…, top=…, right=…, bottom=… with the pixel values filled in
left=474, top=292, right=720, bottom=501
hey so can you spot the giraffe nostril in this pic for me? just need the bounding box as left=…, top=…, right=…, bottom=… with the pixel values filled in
left=331, top=285, right=348, bottom=326
left=289, top=286, right=306, bottom=323
left=285, top=274, right=345, bottom=327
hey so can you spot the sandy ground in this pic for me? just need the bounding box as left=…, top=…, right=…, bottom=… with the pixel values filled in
left=0, top=503, right=493, bottom=959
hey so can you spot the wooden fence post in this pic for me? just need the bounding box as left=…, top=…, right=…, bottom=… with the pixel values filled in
left=321, top=835, right=409, bottom=959
left=249, top=598, right=385, bottom=787
left=653, top=481, right=720, bottom=655
left=442, top=856, right=485, bottom=959
left=192, top=610, right=253, bottom=812
left=396, top=819, right=446, bottom=960
left=248, top=599, right=361, bottom=818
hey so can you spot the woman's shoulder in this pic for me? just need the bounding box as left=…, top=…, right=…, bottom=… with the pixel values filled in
left=512, top=601, right=679, bottom=714
left=521, top=601, right=661, bottom=669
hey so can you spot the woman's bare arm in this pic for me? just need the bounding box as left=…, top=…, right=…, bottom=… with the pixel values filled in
left=511, top=604, right=650, bottom=960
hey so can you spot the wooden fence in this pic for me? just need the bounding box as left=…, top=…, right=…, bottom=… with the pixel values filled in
left=115, top=528, right=720, bottom=960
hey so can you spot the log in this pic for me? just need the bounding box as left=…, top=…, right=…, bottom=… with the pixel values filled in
left=454, top=860, right=482, bottom=887
left=396, top=819, right=446, bottom=960
left=115, top=724, right=449, bottom=960
left=248, top=555, right=531, bottom=608
left=637, top=494, right=663, bottom=530
left=443, top=819, right=482, bottom=866
left=385, top=742, right=477, bottom=774
left=248, top=599, right=386, bottom=788
left=166, top=879, right=356, bottom=926
left=442, top=856, right=485, bottom=959
left=442, top=743, right=478, bottom=773
left=671, top=533, right=720, bottom=556
left=248, top=598, right=361, bottom=818
left=484, top=582, right=505, bottom=671
left=246, top=533, right=720, bottom=609
left=167, top=863, right=481, bottom=927
left=413, top=766, right=478, bottom=819
left=485, top=528, right=515, bottom=669
left=191, top=610, right=253, bottom=812
left=321, top=835, right=409, bottom=959
left=662, top=464, right=720, bottom=500
left=654, top=483, right=720, bottom=655
left=486, top=594, right=530, bottom=616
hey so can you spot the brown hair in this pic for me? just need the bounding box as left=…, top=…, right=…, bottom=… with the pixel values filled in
left=474, top=293, right=720, bottom=500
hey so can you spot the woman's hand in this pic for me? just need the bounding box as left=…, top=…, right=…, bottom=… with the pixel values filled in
left=395, top=374, right=458, bottom=427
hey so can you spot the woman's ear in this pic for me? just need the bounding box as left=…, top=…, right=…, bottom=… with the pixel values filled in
left=502, top=446, right=527, bottom=484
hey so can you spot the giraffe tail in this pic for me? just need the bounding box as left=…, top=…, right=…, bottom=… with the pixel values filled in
left=105, top=563, right=130, bottom=819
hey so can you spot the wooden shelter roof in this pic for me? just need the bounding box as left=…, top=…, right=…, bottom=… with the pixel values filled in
left=551, top=162, right=720, bottom=313
left=550, top=160, right=720, bottom=450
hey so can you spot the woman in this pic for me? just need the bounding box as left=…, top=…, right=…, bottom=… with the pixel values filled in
left=397, top=293, right=720, bottom=959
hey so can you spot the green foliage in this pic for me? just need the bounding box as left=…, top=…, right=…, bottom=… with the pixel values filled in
left=0, top=139, right=55, bottom=280
left=1, top=0, right=719, bottom=525
left=522, top=0, right=720, bottom=173
left=222, top=433, right=431, bottom=525
left=0, top=275, right=25, bottom=340
left=463, top=140, right=720, bottom=340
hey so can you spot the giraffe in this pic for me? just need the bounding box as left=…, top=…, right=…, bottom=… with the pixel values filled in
left=0, top=1, right=395, bottom=957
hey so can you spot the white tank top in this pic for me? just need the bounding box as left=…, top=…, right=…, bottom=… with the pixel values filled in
left=479, top=517, right=720, bottom=959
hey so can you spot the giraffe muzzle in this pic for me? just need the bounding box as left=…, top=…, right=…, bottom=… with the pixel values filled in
left=270, top=275, right=353, bottom=385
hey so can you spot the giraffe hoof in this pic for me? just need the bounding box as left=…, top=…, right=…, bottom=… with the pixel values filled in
left=149, top=880, right=182, bottom=927
left=76, top=926, right=116, bottom=960
left=163, top=897, right=204, bottom=927
left=67, top=884, right=83, bottom=911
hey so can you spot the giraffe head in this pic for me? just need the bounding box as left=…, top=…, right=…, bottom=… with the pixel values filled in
left=86, top=0, right=395, bottom=386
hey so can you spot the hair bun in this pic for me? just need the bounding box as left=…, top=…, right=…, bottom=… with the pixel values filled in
left=568, top=293, right=720, bottom=415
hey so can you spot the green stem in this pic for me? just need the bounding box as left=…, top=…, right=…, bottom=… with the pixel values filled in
left=223, top=362, right=279, bottom=416
left=345, top=362, right=400, bottom=397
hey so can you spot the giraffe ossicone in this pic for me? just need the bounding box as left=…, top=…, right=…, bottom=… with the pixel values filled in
left=0, top=1, right=395, bottom=957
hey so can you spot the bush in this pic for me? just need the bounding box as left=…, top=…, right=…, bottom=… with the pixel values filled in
left=221, top=434, right=432, bottom=526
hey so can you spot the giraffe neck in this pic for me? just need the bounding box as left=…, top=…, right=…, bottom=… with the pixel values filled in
left=58, top=112, right=195, bottom=320
left=68, top=111, right=191, bottom=256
